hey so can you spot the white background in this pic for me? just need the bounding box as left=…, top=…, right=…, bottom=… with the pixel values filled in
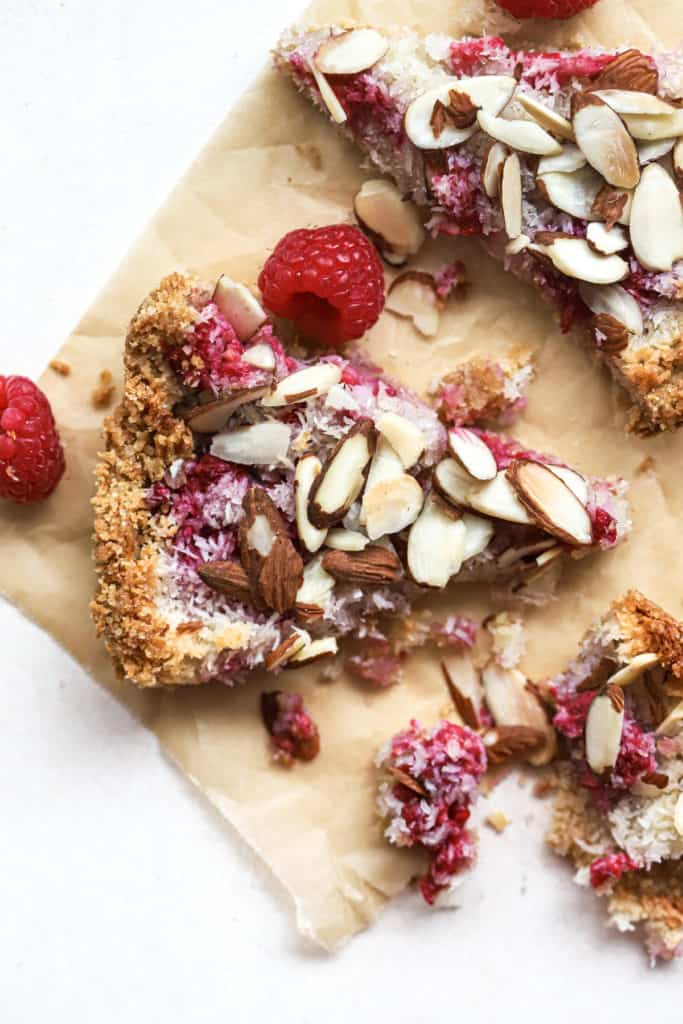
left=0, top=2, right=678, bottom=1020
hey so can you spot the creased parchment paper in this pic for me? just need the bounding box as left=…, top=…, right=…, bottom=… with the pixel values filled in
left=1, top=0, right=681, bottom=950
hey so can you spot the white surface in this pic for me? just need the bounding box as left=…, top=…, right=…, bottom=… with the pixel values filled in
left=0, top=2, right=678, bottom=1020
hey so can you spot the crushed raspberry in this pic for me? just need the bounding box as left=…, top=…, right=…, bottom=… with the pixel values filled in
left=495, top=0, right=599, bottom=21
left=348, top=615, right=477, bottom=688
left=429, top=615, right=478, bottom=649
left=553, top=689, right=594, bottom=739
left=591, top=506, right=618, bottom=547
left=258, top=225, right=385, bottom=348
left=260, top=690, right=320, bottom=765
left=329, top=74, right=404, bottom=144
left=589, top=851, right=639, bottom=890
left=347, top=637, right=404, bottom=687
left=377, top=720, right=487, bottom=905
left=430, top=161, right=486, bottom=237
left=0, top=376, right=65, bottom=504
left=474, top=431, right=559, bottom=471
left=433, top=261, right=468, bottom=302
left=515, top=251, right=581, bottom=333
left=448, top=37, right=513, bottom=76
left=611, top=718, right=657, bottom=791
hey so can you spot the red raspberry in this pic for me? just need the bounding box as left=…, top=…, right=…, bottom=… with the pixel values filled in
left=0, top=376, right=65, bottom=504
left=494, top=0, right=599, bottom=16
left=258, top=225, right=385, bottom=347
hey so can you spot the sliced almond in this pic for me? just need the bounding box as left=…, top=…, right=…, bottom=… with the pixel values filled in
left=308, top=59, right=346, bottom=124
left=593, top=89, right=675, bottom=117
left=242, top=343, right=276, bottom=371
left=309, top=420, right=375, bottom=528
left=573, top=96, right=640, bottom=189
left=289, top=635, right=339, bottom=665
left=545, top=464, right=589, bottom=504
left=606, top=652, right=660, bottom=688
left=385, top=272, right=441, bottom=337
left=592, top=50, right=658, bottom=94
left=325, top=528, right=369, bottom=552
left=674, top=792, right=683, bottom=838
left=294, top=454, right=328, bottom=554
left=477, top=110, right=563, bottom=156
left=442, top=660, right=481, bottom=730
left=211, top=420, right=290, bottom=465
left=536, top=166, right=603, bottom=221
left=585, top=689, right=625, bottom=774
left=407, top=493, right=466, bottom=588
left=630, top=162, right=683, bottom=272
left=212, top=275, right=267, bottom=341
left=501, top=152, right=522, bottom=239
left=363, top=472, right=425, bottom=541
left=265, top=629, right=310, bottom=671
left=315, top=28, right=388, bottom=76
left=239, top=488, right=303, bottom=614
left=461, top=512, right=495, bottom=561
left=586, top=221, right=629, bottom=256
left=656, top=698, right=683, bottom=737
left=622, top=108, right=683, bottom=141
left=538, top=144, right=587, bottom=175
left=536, top=545, right=563, bottom=567
left=184, top=386, right=271, bottom=433
left=375, top=412, right=425, bottom=469
left=484, top=725, right=548, bottom=766
left=518, top=93, right=574, bottom=140
left=542, top=237, right=629, bottom=285
left=507, top=460, right=592, bottom=546
left=295, top=555, right=335, bottom=614
left=481, top=141, right=508, bottom=198
left=405, top=76, right=517, bottom=150
left=262, top=362, right=342, bottom=407
left=448, top=428, right=497, bottom=482
left=197, top=560, right=253, bottom=603
left=506, top=234, right=530, bottom=255
left=637, top=137, right=677, bottom=164
left=354, top=179, right=425, bottom=263
left=432, top=458, right=472, bottom=509
left=578, top=282, right=644, bottom=336
left=481, top=662, right=555, bottom=766
left=362, top=434, right=404, bottom=499
left=321, top=545, right=403, bottom=585
left=674, top=139, right=683, bottom=187
left=466, top=471, right=533, bottom=526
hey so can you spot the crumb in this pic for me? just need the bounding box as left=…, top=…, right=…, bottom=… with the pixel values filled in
left=49, top=359, right=71, bottom=376
left=532, top=778, right=554, bottom=799
left=636, top=455, right=655, bottom=475
left=486, top=811, right=511, bottom=833
left=91, top=369, right=116, bottom=409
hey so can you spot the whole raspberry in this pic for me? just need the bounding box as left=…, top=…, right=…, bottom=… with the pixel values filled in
left=494, top=0, right=599, bottom=16
left=0, top=376, right=65, bottom=504
left=258, top=225, right=385, bottom=347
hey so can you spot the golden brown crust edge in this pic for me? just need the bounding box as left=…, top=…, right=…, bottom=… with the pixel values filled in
left=91, top=272, right=207, bottom=687
left=612, top=589, right=683, bottom=679
left=616, top=330, right=683, bottom=437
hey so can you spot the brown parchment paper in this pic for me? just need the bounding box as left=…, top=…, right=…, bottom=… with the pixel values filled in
left=1, top=0, right=682, bottom=950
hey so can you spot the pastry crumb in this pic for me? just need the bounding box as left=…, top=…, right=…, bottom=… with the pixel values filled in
left=91, top=369, right=116, bottom=409
left=486, top=811, right=511, bottom=833
left=49, top=359, right=71, bottom=376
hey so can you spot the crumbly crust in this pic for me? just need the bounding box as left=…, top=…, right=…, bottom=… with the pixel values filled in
left=611, top=589, right=683, bottom=679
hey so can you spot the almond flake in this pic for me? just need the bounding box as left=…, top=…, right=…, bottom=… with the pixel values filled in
left=295, top=555, right=335, bottom=614
left=622, top=108, right=683, bottom=141
left=354, top=179, right=425, bottom=264
left=585, top=690, right=625, bottom=774
left=289, top=635, right=339, bottom=665
left=321, top=545, right=403, bottom=584
left=536, top=166, right=603, bottom=222
left=606, top=652, right=660, bottom=688
left=324, top=528, right=369, bottom=552
left=462, top=512, right=495, bottom=561
left=637, top=137, right=676, bottom=164
left=674, top=139, right=683, bottom=188
left=545, top=464, right=589, bottom=504
left=518, top=92, right=574, bottom=140
left=507, top=459, right=592, bottom=546
left=630, top=162, right=683, bottom=272
left=309, top=420, right=375, bottom=528
left=308, top=59, right=347, bottom=124
left=506, top=234, right=530, bottom=255
left=586, top=221, right=629, bottom=256
left=537, top=144, right=587, bottom=175
left=362, top=472, right=424, bottom=540
left=242, top=343, right=276, bottom=371
left=212, top=275, right=267, bottom=341
left=432, top=458, right=472, bottom=509
left=361, top=435, right=404, bottom=511
left=407, top=493, right=466, bottom=588
left=481, top=662, right=555, bottom=766
left=573, top=96, right=640, bottom=189
left=375, top=412, right=425, bottom=469
left=578, top=282, right=643, bottom=336
left=484, top=726, right=547, bottom=766
left=477, top=110, right=562, bottom=156
left=211, top=420, right=291, bottom=465
left=385, top=271, right=441, bottom=337
left=593, top=89, right=675, bottom=117
left=542, top=236, right=629, bottom=285
left=315, top=28, right=388, bottom=76
left=294, top=454, right=328, bottom=554
left=184, top=385, right=271, bottom=433
left=501, top=152, right=522, bottom=239
left=448, top=428, right=497, bottom=481
left=405, top=75, right=516, bottom=150
left=674, top=792, right=683, bottom=838
left=265, top=629, right=310, bottom=671
left=441, top=661, right=480, bottom=729
left=481, top=141, right=508, bottom=198
left=262, top=363, right=341, bottom=407
left=466, top=470, right=533, bottom=525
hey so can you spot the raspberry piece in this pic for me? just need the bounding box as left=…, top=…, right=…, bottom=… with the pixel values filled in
left=258, top=225, right=385, bottom=347
left=494, top=0, right=599, bottom=17
left=0, top=376, right=65, bottom=504
left=589, top=851, right=639, bottom=890
left=261, top=690, right=320, bottom=765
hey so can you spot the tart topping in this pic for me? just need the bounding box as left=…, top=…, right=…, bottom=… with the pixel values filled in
left=362, top=468, right=424, bottom=540
left=578, top=282, right=643, bottom=336
left=592, top=89, right=675, bottom=117
left=184, top=386, right=272, bottom=433
left=591, top=185, right=632, bottom=228
left=461, top=512, right=495, bottom=560
left=448, top=428, right=497, bottom=481
left=211, top=419, right=291, bottom=465
left=308, top=59, right=347, bottom=124
left=481, top=141, right=508, bottom=198
left=584, top=686, right=625, bottom=774
left=466, top=470, right=534, bottom=525
left=477, top=110, right=563, bottom=156
left=264, top=630, right=310, bottom=671
left=289, top=635, right=339, bottom=665
left=308, top=420, right=375, bottom=528
left=314, top=28, right=388, bottom=76
left=212, top=275, right=268, bottom=341
left=501, top=152, right=523, bottom=239
left=239, top=487, right=304, bottom=614
left=353, top=179, right=425, bottom=265
left=262, top=362, right=341, bottom=406
left=637, top=137, right=677, bottom=165
left=407, top=493, right=466, bottom=588
left=295, top=555, right=335, bottom=615
left=385, top=271, right=442, bottom=337
left=404, top=76, right=516, bottom=150
left=622, top=107, right=683, bottom=141
left=518, top=92, right=574, bottom=140
left=537, top=144, right=587, bottom=175
left=586, top=221, right=629, bottom=256
left=321, top=545, right=403, bottom=585
left=540, top=236, right=629, bottom=285
left=197, top=560, right=254, bottom=603
left=430, top=91, right=479, bottom=136
left=546, top=464, right=589, bottom=504
left=536, top=166, right=602, bottom=221
left=507, top=459, right=592, bottom=546
left=324, top=528, right=369, bottom=551
left=243, top=342, right=277, bottom=370
left=432, top=457, right=472, bottom=509
left=629, top=163, right=683, bottom=272
left=481, top=662, right=555, bottom=766
left=483, top=725, right=547, bottom=766
left=572, top=95, right=640, bottom=189
left=606, top=652, right=660, bottom=688
left=375, top=412, right=425, bottom=469
left=592, top=49, right=658, bottom=94
left=294, top=454, right=328, bottom=554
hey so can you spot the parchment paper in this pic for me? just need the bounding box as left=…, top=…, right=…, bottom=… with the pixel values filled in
left=1, top=0, right=681, bottom=950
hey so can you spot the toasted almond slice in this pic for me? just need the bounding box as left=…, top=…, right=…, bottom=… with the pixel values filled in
left=545, top=464, right=589, bottom=504
left=481, top=662, right=555, bottom=766
left=385, top=272, right=441, bottom=337
left=289, top=635, right=339, bottom=665
left=501, top=152, right=522, bottom=239
left=375, top=412, right=425, bottom=469
left=325, top=528, right=369, bottom=552
left=308, top=60, right=346, bottom=124
left=309, top=420, right=375, bottom=528
left=656, top=698, right=683, bottom=737
left=536, top=545, right=563, bottom=567
left=593, top=90, right=676, bottom=117
left=315, top=28, right=388, bottom=75
left=481, top=141, right=508, bottom=198
left=543, top=237, right=629, bottom=285
left=242, top=343, right=276, bottom=371
left=462, top=512, right=495, bottom=561
left=506, top=234, right=530, bottom=255
left=361, top=435, right=404, bottom=525
left=674, top=139, right=683, bottom=187
left=405, top=76, right=517, bottom=150
left=442, top=656, right=483, bottom=728
left=637, top=137, right=677, bottom=164
left=448, top=428, right=497, bottom=482
left=265, top=629, right=310, bottom=671
left=364, top=473, right=424, bottom=540
left=518, top=93, right=574, bottom=140
left=622, top=108, right=683, bottom=141
left=578, top=283, right=644, bottom=336
left=536, top=166, right=603, bottom=221
left=674, top=792, right=683, bottom=838
left=212, top=276, right=267, bottom=341
left=322, top=544, right=403, bottom=585
left=262, top=363, right=342, bottom=407
left=538, top=144, right=587, bottom=175
left=477, top=110, right=563, bottom=156
left=585, top=689, right=624, bottom=774
left=573, top=97, right=640, bottom=189
left=295, top=555, right=335, bottom=612
left=606, top=652, right=660, bottom=688
left=354, top=179, right=425, bottom=261
left=211, top=420, right=290, bottom=465
left=498, top=538, right=556, bottom=568
left=630, top=162, right=683, bottom=272
left=294, top=454, right=328, bottom=554
left=184, top=386, right=271, bottom=433
left=507, top=460, right=592, bottom=546
left=433, top=458, right=473, bottom=509
left=407, top=494, right=466, bottom=588
left=586, top=221, right=629, bottom=256
left=466, top=471, right=534, bottom=525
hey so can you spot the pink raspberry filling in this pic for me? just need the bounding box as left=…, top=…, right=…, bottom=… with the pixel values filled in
left=589, top=851, right=640, bottom=891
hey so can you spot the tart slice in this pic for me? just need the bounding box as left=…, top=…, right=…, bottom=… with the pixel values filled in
left=275, top=28, right=683, bottom=434
left=92, top=271, right=629, bottom=688
left=546, top=591, right=683, bottom=962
